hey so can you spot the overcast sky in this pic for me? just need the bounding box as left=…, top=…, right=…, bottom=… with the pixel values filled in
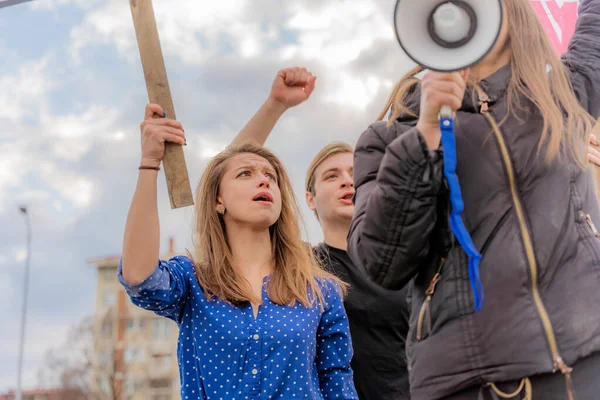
left=0, top=0, right=417, bottom=391
left=0, top=0, right=578, bottom=393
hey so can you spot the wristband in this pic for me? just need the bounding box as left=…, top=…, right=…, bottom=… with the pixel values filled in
left=138, top=165, right=160, bottom=171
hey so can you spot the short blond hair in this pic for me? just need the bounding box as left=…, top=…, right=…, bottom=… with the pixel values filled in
left=305, top=142, right=353, bottom=195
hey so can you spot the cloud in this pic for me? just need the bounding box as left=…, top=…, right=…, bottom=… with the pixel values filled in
left=0, top=56, right=54, bottom=123
left=285, top=1, right=393, bottom=65
left=63, top=0, right=407, bottom=112
left=40, top=167, right=96, bottom=208
left=66, top=0, right=279, bottom=65
left=1, top=104, right=120, bottom=217
left=0, top=53, right=123, bottom=214
left=40, top=105, right=121, bottom=161
left=29, top=0, right=99, bottom=11
left=0, top=0, right=419, bottom=393
left=0, top=150, right=32, bottom=208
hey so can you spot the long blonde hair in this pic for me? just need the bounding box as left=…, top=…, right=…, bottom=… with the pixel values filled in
left=192, top=142, right=345, bottom=307
left=380, top=0, right=594, bottom=166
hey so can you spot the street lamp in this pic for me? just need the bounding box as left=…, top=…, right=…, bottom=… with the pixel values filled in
left=16, top=206, right=31, bottom=400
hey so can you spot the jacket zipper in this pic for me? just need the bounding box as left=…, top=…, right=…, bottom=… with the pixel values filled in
left=483, top=112, right=574, bottom=391
left=416, top=258, right=446, bottom=340
left=415, top=298, right=430, bottom=341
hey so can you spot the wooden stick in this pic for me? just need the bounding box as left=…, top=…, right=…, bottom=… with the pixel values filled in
left=130, top=0, right=194, bottom=209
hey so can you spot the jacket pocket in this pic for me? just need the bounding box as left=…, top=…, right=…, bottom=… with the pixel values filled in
left=584, top=212, right=600, bottom=238
left=415, top=258, right=446, bottom=341
left=578, top=210, right=600, bottom=273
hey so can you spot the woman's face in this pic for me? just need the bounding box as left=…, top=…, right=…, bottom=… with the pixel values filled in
left=216, top=152, right=282, bottom=230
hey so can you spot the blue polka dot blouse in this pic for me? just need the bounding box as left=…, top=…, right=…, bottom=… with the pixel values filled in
left=117, top=256, right=358, bottom=399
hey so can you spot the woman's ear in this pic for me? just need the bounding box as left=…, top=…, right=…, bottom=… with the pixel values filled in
left=216, top=196, right=226, bottom=214
left=305, top=191, right=317, bottom=212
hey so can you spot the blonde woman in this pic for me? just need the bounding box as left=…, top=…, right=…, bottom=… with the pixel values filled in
left=118, top=68, right=358, bottom=399
left=348, top=0, right=600, bottom=399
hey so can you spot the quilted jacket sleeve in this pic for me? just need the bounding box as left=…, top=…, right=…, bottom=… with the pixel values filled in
left=563, top=0, right=600, bottom=118
left=347, top=120, right=444, bottom=290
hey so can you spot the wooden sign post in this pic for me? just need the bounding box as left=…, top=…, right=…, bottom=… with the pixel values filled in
left=0, top=0, right=33, bottom=9
left=130, top=0, right=194, bottom=209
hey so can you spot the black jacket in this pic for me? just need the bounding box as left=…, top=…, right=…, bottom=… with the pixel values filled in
left=347, top=1, right=600, bottom=398
left=314, top=244, right=410, bottom=400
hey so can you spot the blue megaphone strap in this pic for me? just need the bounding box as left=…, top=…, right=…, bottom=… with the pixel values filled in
left=439, top=117, right=484, bottom=312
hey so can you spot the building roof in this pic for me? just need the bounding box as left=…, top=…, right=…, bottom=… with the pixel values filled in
left=87, top=255, right=121, bottom=265
left=87, top=237, right=185, bottom=268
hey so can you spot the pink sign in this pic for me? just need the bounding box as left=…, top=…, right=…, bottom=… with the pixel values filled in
left=530, top=0, right=579, bottom=54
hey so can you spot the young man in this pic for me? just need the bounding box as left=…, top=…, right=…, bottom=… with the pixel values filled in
left=305, top=143, right=410, bottom=400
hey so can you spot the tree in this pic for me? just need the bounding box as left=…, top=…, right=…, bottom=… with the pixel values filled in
left=37, top=315, right=127, bottom=400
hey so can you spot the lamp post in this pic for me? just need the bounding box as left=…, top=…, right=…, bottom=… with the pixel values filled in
left=16, top=206, right=31, bottom=400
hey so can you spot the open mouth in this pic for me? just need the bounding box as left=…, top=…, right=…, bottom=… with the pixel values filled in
left=340, top=192, right=354, bottom=201
left=253, top=192, right=273, bottom=203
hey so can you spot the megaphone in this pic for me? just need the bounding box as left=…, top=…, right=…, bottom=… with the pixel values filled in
left=392, top=0, right=504, bottom=313
left=394, top=0, right=503, bottom=75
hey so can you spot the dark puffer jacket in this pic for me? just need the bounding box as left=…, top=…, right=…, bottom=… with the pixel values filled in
left=347, top=1, right=600, bottom=399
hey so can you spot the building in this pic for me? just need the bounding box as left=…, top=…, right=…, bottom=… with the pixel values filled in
left=88, top=238, right=183, bottom=400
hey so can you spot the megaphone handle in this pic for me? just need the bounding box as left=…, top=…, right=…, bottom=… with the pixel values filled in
left=439, top=104, right=453, bottom=119
left=438, top=109, right=485, bottom=312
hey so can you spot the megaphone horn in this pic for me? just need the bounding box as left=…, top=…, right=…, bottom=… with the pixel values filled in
left=394, top=0, right=504, bottom=75
left=428, top=2, right=478, bottom=49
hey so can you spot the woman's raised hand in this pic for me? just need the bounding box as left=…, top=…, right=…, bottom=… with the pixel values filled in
left=139, top=103, right=186, bottom=168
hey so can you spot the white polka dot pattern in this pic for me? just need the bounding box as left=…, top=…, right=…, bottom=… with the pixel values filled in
left=117, top=256, right=358, bottom=399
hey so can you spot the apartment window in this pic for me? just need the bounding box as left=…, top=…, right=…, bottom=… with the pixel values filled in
left=101, top=268, right=115, bottom=281
left=100, top=376, right=112, bottom=395
left=127, top=318, right=145, bottom=331
left=102, top=290, right=116, bottom=306
left=102, top=320, right=113, bottom=337
left=151, top=319, right=171, bottom=340
left=98, top=350, right=112, bottom=367
left=124, top=346, right=145, bottom=364
left=124, top=375, right=145, bottom=395
left=149, top=378, right=171, bottom=389
left=155, top=354, right=171, bottom=369
left=124, top=347, right=134, bottom=364
left=150, top=392, right=171, bottom=400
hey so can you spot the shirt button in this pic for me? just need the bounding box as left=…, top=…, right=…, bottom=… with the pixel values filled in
left=253, top=334, right=259, bottom=340
left=252, top=368, right=258, bottom=375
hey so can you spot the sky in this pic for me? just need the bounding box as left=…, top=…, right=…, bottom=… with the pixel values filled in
left=0, top=0, right=414, bottom=392
left=0, top=0, right=579, bottom=393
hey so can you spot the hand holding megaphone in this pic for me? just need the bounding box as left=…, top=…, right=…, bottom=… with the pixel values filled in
left=417, top=69, right=470, bottom=150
